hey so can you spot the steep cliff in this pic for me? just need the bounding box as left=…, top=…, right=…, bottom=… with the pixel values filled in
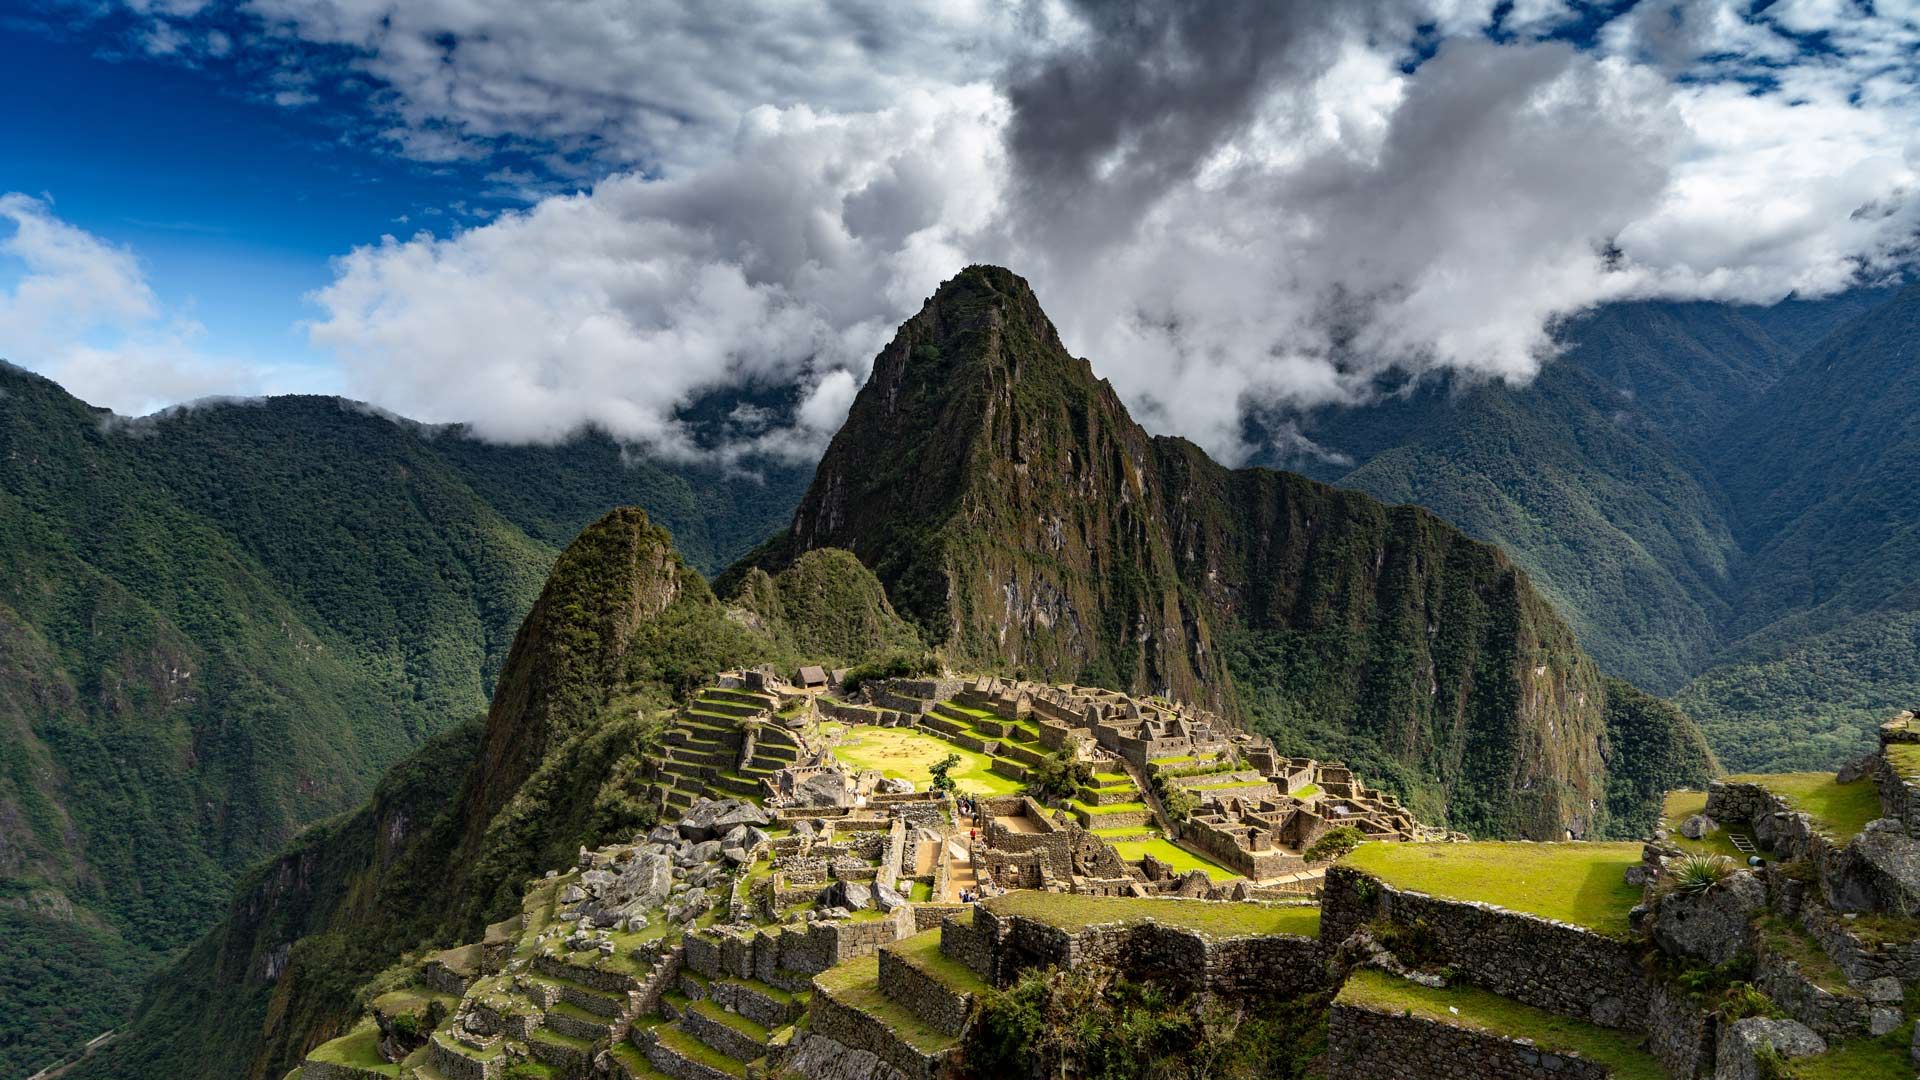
left=739, top=265, right=1707, bottom=840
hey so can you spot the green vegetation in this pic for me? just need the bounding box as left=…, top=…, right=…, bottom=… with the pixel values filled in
left=306, top=1026, right=398, bottom=1075
left=1341, top=842, right=1644, bottom=937
left=928, top=753, right=962, bottom=794
left=1301, top=826, right=1364, bottom=863
left=82, top=511, right=914, bottom=1080
left=887, top=929, right=990, bottom=995
left=984, top=892, right=1319, bottom=939
left=1108, top=840, right=1238, bottom=881
left=814, top=956, right=959, bottom=1053
left=728, top=265, right=1697, bottom=845
left=0, top=908, right=159, bottom=1079
left=1662, top=790, right=1750, bottom=860
left=830, top=725, right=1019, bottom=795
left=1025, top=749, right=1095, bottom=802
left=0, top=369, right=811, bottom=1075
left=1337, top=969, right=1663, bottom=1080
left=1729, top=773, right=1883, bottom=841
left=1792, top=1023, right=1918, bottom=1079
left=834, top=648, right=942, bottom=694
left=1665, top=855, right=1736, bottom=896
left=967, top=963, right=1332, bottom=1080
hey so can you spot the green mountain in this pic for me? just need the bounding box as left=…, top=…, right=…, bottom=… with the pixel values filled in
left=732, top=266, right=1712, bottom=841
left=0, top=368, right=807, bottom=1077
left=1679, top=284, right=1920, bottom=769
left=1258, top=285, right=1916, bottom=773
left=73, top=510, right=914, bottom=1080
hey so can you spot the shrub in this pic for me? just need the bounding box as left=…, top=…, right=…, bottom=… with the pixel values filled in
left=1025, top=751, right=1095, bottom=803
left=1666, top=855, right=1735, bottom=896
left=1303, top=826, right=1365, bottom=863
left=841, top=649, right=942, bottom=693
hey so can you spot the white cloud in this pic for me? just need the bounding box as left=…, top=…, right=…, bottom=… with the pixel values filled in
left=64, top=0, right=1920, bottom=464
left=305, top=88, right=1010, bottom=459
left=0, top=194, right=326, bottom=415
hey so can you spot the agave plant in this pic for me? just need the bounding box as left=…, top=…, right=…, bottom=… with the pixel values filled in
left=1667, top=854, right=1736, bottom=895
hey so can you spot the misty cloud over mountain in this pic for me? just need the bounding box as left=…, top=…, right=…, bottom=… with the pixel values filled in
left=13, top=0, right=1920, bottom=462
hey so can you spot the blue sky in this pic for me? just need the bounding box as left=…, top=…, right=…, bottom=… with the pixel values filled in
left=0, top=12, right=530, bottom=386
left=1, top=1, right=1916, bottom=463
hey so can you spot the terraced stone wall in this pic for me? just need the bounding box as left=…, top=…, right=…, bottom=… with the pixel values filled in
left=963, top=904, right=1327, bottom=997
left=1321, top=866, right=1649, bottom=1030
left=1327, top=1003, right=1611, bottom=1080
left=876, top=949, right=973, bottom=1036
left=804, top=983, right=948, bottom=1080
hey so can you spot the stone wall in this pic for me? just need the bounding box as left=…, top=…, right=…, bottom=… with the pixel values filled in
left=966, top=904, right=1327, bottom=997
left=1645, top=978, right=1717, bottom=1079
left=1321, top=866, right=1648, bottom=1030
left=300, top=1059, right=397, bottom=1080
left=683, top=910, right=916, bottom=991
left=807, top=981, right=953, bottom=1080
left=939, top=911, right=996, bottom=984
left=1326, top=1003, right=1612, bottom=1080
left=877, top=948, right=974, bottom=1036
left=1177, top=817, right=1302, bottom=880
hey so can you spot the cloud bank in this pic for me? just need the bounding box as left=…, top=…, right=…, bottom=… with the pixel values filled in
left=46, top=1, right=1920, bottom=461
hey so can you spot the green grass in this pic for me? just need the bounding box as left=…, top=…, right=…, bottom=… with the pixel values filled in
left=1755, top=913, right=1852, bottom=993
left=609, top=1042, right=674, bottom=1079
left=886, top=928, right=990, bottom=994
left=983, top=892, right=1320, bottom=938
left=1793, top=1024, right=1918, bottom=1079
left=1091, top=825, right=1160, bottom=838
left=830, top=724, right=1021, bottom=795
left=908, top=881, right=934, bottom=902
left=1291, top=784, right=1320, bottom=799
left=813, top=955, right=961, bottom=1053
left=692, top=997, right=770, bottom=1041
left=1727, top=773, right=1885, bottom=841
left=1110, top=839, right=1239, bottom=880
left=1336, top=969, right=1662, bottom=1080
left=1884, top=741, right=1920, bottom=780
left=1660, top=790, right=1750, bottom=860
left=1068, top=799, right=1149, bottom=815
left=1341, top=841, right=1643, bottom=937
left=306, top=1026, right=399, bottom=1075
left=654, top=1025, right=747, bottom=1076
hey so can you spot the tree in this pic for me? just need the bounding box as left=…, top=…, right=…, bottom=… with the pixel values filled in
left=1302, top=825, right=1364, bottom=863
left=929, top=753, right=962, bottom=794
left=1024, top=750, right=1094, bottom=802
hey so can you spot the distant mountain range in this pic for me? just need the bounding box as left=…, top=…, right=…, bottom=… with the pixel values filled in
left=1259, top=283, right=1918, bottom=773
left=0, top=371, right=807, bottom=1076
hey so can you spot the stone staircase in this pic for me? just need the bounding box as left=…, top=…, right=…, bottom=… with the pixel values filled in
left=626, top=933, right=813, bottom=1080
left=654, top=688, right=786, bottom=813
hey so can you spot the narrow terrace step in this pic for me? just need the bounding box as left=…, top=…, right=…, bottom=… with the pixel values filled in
left=528, top=1026, right=597, bottom=1072
left=681, top=998, right=772, bottom=1062
left=543, top=998, right=621, bottom=1041
left=607, top=1042, right=676, bottom=1080
left=643, top=1025, right=747, bottom=1080
left=709, top=976, right=805, bottom=1028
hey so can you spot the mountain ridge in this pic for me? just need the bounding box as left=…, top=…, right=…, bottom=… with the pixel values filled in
left=735, top=265, right=1712, bottom=840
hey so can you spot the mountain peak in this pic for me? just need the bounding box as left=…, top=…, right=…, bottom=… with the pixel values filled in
left=733, top=266, right=1707, bottom=840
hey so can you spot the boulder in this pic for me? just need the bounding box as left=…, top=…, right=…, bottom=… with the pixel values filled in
left=819, top=880, right=873, bottom=911
left=648, top=825, right=680, bottom=845
left=872, top=882, right=908, bottom=913
left=744, top=826, right=772, bottom=851
left=1824, top=821, right=1920, bottom=913
left=677, top=840, right=724, bottom=867
left=1836, top=752, right=1879, bottom=784
left=1680, top=814, right=1715, bottom=840
left=679, top=799, right=739, bottom=842
left=877, top=777, right=916, bottom=794
left=1653, top=870, right=1766, bottom=966
left=723, top=846, right=751, bottom=868
left=723, top=824, right=749, bottom=848
left=797, top=770, right=854, bottom=809
left=1714, top=1017, right=1826, bottom=1080
left=716, top=802, right=772, bottom=828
